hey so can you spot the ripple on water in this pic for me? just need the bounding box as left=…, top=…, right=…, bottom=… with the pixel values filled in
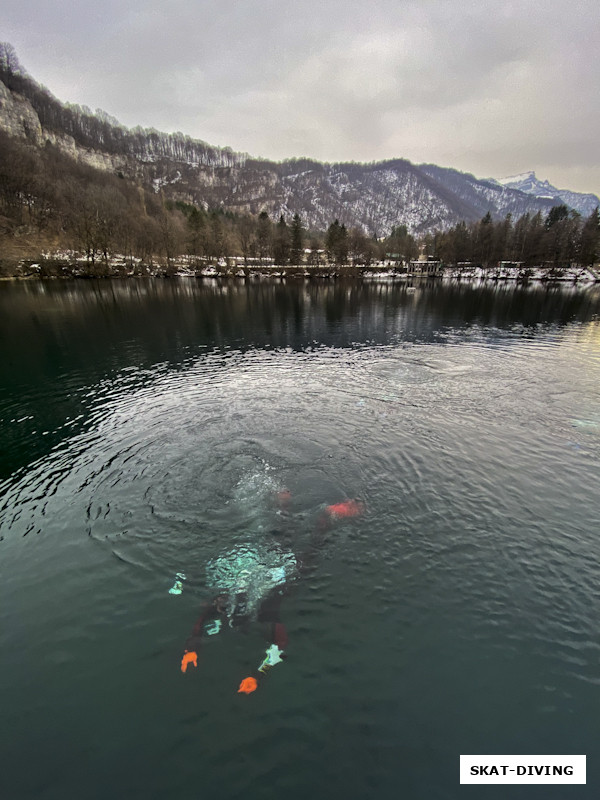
left=1, top=323, right=600, bottom=765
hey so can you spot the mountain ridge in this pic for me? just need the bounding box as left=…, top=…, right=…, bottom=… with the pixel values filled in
left=493, top=171, right=599, bottom=216
left=0, top=44, right=595, bottom=236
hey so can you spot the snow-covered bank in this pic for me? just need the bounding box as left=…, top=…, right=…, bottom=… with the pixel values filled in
left=1, top=252, right=598, bottom=283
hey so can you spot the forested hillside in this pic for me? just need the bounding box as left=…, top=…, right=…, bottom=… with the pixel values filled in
left=0, top=42, right=598, bottom=276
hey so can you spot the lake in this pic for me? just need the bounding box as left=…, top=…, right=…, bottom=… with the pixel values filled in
left=1, top=278, right=599, bottom=800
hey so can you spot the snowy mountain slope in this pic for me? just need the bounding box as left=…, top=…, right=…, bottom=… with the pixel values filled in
left=0, top=60, right=590, bottom=236
left=494, top=171, right=599, bottom=216
left=419, top=164, right=557, bottom=220
left=143, top=156, right=557, bottom=236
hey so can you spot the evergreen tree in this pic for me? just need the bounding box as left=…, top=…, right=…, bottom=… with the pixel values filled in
left=512, top=213, right=530, bottom=262
left=563, top=210, right=582, bottom=266
left=290, top=213, right=304, bottom=265
left=257, top=211, right=272, bottom=264
left=477, top=211, right=494, bottom=266
left=325, top=219, right=348, bottom=264
left=207, top=210, right=225, bottom=262
left=492, top=213, right=512, bottom=264
left=579, top=207, right=600, bottom=265
left=337, top=223, right=349, bottom=264
left=387, top=224, right=411, bottom=262
left=325, top=219, right=340, bottom=263
left=187, top=205, right=207, bottom=259
left=545, top=204, right=569, bottom=229
left=273, top=214, right=290, bottom=265
left=543, top=208, right=580, bottom=266
left=523, top=211, right=544, bottom=265
left=453, top=221, right=472, bottom=263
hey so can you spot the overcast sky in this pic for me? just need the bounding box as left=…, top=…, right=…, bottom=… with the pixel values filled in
left=3, top=0, right=600, bottom=196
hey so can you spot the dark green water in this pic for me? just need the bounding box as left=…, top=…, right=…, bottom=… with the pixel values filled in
left=1, top=278, right=599, bottom=800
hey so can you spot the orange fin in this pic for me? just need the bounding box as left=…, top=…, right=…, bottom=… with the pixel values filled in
left=238, top=676, right=258, bottom=694
left=181, top=651, right=198, bottom=673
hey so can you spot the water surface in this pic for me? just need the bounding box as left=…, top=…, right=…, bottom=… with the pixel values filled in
left=1, top=279, right=599, bottom=799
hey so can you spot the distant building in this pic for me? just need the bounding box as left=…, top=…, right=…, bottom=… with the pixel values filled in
left=409, top=259, right=442, bottom=275
left=384, top=253, right=405, bottom=266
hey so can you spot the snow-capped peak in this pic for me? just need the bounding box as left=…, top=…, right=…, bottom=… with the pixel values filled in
left=497, top=171, right=536, bottom=186
left=496, top=171, right=599, bottom=216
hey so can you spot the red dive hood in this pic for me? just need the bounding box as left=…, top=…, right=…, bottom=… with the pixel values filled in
left=325, top=499, right=365, bottom=519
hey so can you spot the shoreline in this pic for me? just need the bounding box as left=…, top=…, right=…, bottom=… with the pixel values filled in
left=1, top=263, right=598, bottom=284
left=1, top=252, right=599, bottom=284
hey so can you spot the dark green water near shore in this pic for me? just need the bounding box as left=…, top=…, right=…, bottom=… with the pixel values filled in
left=1, top=279, right=599, bottom=799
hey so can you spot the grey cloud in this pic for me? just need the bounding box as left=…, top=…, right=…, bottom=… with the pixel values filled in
left=3, top=0, right=600, bottom=194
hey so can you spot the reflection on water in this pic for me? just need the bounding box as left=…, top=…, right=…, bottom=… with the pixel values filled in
left=1, top=279, right=599, bottom=481
left=0, top=279, right=599, bottom=800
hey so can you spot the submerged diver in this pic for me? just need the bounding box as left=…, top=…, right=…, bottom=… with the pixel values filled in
left=180, top=495, right=365, bottom=693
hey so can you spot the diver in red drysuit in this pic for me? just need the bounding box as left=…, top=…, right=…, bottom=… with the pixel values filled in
left=180, top=497, right=365, bottom=688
